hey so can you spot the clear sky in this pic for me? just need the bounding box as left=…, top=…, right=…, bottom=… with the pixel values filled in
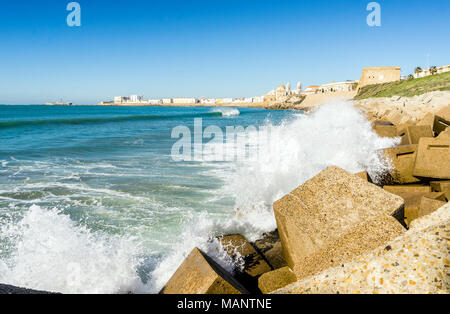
left=0, top=0, right=449, bottom=104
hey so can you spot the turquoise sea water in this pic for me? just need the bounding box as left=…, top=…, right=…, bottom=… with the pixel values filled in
left=0, top=105, right=297, bottom=293
left=0, top=103, right=397, bottom=293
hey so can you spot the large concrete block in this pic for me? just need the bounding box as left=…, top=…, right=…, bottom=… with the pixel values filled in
left=433, top=105, right=450, bottom=135
left=413, top=138, right=450, bottom=179
left=258, top=267, right=297, bottom=294
left=384, top=190, right=441, bottom=227
left=397, top=125, right=433, bottom=145
left=219, top=234, right=272, bottom=278
left=437, top=127, right=449, bottom=139
left=252, top=230, right=288, bottom=270
left=386, top=110, right=403, bottom=126
left=273, top=167, right=405, bottom=280
left=417, top=112, right=435, bottom=130
left=274, top=205, right=450, bottom=295
left=418, top=196, right=447, bottom=219
left=373, top=121, right=397, bottom=138
left=382, top=145, right=421, bottom=184
left=354, top=171, right=373, bottom=183
left=383, top=185, right=431, bottom=194
left=430, top=181, right=450, bottom=195
left=161, top=248, right=248, bottom=294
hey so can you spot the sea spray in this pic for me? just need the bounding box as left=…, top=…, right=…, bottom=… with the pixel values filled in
left=0, top=205, right=144, bottom=294
left=223, top=102, right=400, bottom=237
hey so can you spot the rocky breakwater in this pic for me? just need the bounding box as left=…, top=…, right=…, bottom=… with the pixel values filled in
left=161, top=104, right=449, bottom=294
left=354, top=91, right=450, bottom=125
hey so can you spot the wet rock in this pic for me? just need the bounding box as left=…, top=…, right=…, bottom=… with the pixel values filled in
left=0, top=284, right=58, bottom=295
left=382, top=145, right=421, bottom=184
left=252, top=230, right=288, bottom=270
left=218, top=234, right=272, bottom=278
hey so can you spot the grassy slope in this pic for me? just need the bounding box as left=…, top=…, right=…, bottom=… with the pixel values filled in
left=355, top=71, right=450, bottom=99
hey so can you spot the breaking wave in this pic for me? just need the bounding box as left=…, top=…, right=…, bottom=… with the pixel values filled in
left=211, top=108, right=241, bottom=117
left=0, top=102, right=398, bottom=294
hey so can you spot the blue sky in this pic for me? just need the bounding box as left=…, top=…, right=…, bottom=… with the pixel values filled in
left=0, top=0, right=449, bottom=104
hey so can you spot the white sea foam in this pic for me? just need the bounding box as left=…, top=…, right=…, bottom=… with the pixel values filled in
left=226, top=102, right=399, bottom=236
left=0, top=205, right=144, bottom=294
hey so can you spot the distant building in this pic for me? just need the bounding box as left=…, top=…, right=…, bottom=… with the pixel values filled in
left=200, top=99, right=217, bottom=104
left=148, top=99, right=162, bottom=105
left=294, top=82, right=303, bottom=95
left=253, top=96, right=265, bottom=103
left=358, top=67, right=401, bottom=89
left=172, top=98, right=199, bottom=104
left=114, top=96, right=130, bottom=104
left=303, top=85, right=321, bottom=95
left=414, top=64, right=450, bottom=79
left=162, top=98, right=173, bottom=104
left=275, top=85, right=288, bottom=100
left=130, top=95, right=144, bottom=103
left=319, top=81, right=358, bottom=93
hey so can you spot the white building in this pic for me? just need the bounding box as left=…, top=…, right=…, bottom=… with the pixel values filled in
left=303, top=85, right=321, bottom=95
left=148, top=99, right=162, bottom=105
left=130, top=95, right=144, bottom=103
left=162, top=98, right=173, bottom=104
left=319, top=81, right=358, bottom=93
left=200, top=99, right=217, bottom=104
left=414, top=64, right=450, bottom=79
left=114, top=96, right=130, bottom=104
left=253, top=96, right=264, bottom=103
left=172, top=98, right=199, bottom=104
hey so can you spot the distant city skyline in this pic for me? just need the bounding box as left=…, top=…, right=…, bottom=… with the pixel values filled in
left=0, top=0, right=449, bottom=104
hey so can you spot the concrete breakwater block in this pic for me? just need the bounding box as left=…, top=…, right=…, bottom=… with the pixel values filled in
left=373, top=121, right=398, bottom=138
left=437, top=127, right=450, bottom=139
left=397, top=125, right=434, bottom=145
left=433, top=106, right=450, bottom=135
left=383, top=185, right=431, bottom=194
left=382, top=145, right=421, bottom=184
left=273, top=166, right=405, bottom=280
left=252, top=230, right=288, bottom=270
left=418, top=194, right=447, bottom=218
left=413, top=138, right=450, bottom=180
left=218, top=234, right=272, bottom=278
left=273, top=204, right=450, bottom=294
left=160, top=248, right=248, bottom=294
left=431, top=181, right=450, bottom=196
left=258, top=267, right=297, bottom=294
left=417, top=112, right=436, bottom=130
left=354, top=171, right=373, bottom=182
left=382, top=186, right=434, bottom=226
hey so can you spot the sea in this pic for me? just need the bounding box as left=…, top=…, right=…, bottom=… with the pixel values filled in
left=0, top=103, right=397, bottom=293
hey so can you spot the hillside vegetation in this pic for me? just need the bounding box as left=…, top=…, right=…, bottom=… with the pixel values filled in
left=355, top=71, right=450, bottom=99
